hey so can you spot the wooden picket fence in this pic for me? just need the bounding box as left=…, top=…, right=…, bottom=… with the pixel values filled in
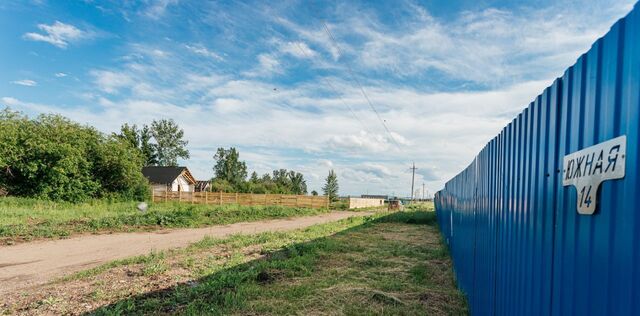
left=151, top=190, right=329, bottom=209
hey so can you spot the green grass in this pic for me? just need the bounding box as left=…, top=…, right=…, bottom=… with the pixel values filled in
left=0, top=197, right=331, bottom=244
left=82, top=209, right=467, bottom=315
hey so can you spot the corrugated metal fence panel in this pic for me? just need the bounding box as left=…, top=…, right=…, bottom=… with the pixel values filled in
left=435, top=3, right=640, bottom=315
left=552, top=12, right=640, bottom=315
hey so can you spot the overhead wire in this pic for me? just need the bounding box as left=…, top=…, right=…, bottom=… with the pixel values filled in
left=291, top=41, right=375, bottom=136
left=319, top=21, right=402, bottom=149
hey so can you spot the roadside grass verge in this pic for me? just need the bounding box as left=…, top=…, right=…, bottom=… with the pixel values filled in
left=2, top=207, right=466, bottom=315
left=0, top=197, right=331, bottom=244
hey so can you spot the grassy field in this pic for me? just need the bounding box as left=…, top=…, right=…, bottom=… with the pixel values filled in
left=0, top=197, right=331, bottom=244
left=2, top=206, right=467, bottom=315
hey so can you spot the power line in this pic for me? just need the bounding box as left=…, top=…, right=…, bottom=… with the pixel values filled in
left=320, top=21, right=402, bottom=149
left=291, top=41, right=375, bottom=136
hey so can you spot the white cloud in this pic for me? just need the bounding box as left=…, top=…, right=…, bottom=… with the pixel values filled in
left=185, top=44, right=224, bottom=61
left=54, top=72, right=68, bottom=77
left=318, top=159, right=334, bottom=169
left=1, top=97, right=20, bottom=106
left=276, top=1, right=634, bottom=87
left=279, top=41, right=316, bottom=59
left=91, top=70, right=133, bottom=94
left=326, top=131, right=391, bottom=153
left=12, top=0, right=633, bottom=196
left=143, top=0, right=179, bottom=19
left=11, top=79, right=37, bottom=87
left=23, top=21, right=88, bottom=48
left=243, top=53, right=282, bottom=77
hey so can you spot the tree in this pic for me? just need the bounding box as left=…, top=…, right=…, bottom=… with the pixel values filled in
left=311, top=190, right=318, bottom=196
left=249, top=171, right=259, bottom=183
left=150, top=119, right=189, bottom=166
left=288, top=170, right=307, bottom=195
left=213, top=147, right=248, bottom=189
left=116, top=123, right=158, bottom=166
left=0, top=108, right=148, bottom=202
left=93, top=137, right=149, bottom=199
left=322, top=169, right=339, bottom=202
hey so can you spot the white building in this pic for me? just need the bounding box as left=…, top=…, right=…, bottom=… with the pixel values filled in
left=142, top=166, right=196, bottom=192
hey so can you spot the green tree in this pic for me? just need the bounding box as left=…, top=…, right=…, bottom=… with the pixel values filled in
left=150, top=119, right=189, bottom=166
left=311, top=190, right=318, bottom=196
left=93, top=137, right=149, bottom=199
left=322, top=169, right=339, bottom=202
left=288, top=170, right=307, bottom=195
left=213, top=147, right=248, bottom=189
left=0, top=108, right=148, bottom=201
left=210, top=179, right=235, bottom=193
left=116, top=123, right=158, bottom=166
left=249, top=171, right=259, bottom=183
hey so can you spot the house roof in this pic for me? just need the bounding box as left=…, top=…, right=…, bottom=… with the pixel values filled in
left=141, top=166, right=196, bottom=184
left=195, top=180, right=211, bottom=191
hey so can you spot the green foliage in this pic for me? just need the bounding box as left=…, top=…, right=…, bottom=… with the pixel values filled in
left=0, top=108, right=148, bottom=202
left=322, top=169, right=339, bottom=202
left=150, top=119, right=190, bottom=166
left=213, top=147, right=248, bottom=189
left=115, top=123, right=158, bottom=166
left=311, top=190, right=318, bottom=196
left=210, top=178, right=236, bottom=193
left=211, top=148, right=308, bottom=195
left=270, top=169, right=307, bottom=194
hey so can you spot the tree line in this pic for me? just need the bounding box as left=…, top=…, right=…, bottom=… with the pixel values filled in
left=209, top=147, right=339, bottom=201
left=0, top=108, right=340, bottom=202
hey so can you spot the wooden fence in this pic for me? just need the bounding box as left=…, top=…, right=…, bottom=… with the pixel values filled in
left=151, top=190, right=329, bottom=209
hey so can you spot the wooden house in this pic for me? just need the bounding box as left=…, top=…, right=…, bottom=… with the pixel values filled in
left=142, top=166, right=196, bottom=192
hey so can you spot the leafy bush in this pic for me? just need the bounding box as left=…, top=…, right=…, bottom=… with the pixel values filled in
left=0, top=108, right=149, bottom=202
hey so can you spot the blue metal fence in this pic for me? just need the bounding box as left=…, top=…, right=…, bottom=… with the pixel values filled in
left=435, top=3, right=640, bottom=315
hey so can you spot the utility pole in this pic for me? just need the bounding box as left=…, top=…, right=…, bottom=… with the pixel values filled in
left=422, top=182, right=425, bottom=200
left=409, top=162, right=417, bottom=202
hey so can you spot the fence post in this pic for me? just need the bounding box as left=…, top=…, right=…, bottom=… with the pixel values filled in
left=150, top=187, right=154, bottom=203
left=179, top=190, right=182, bottom=202
left=164, top=189, right=168, bottom=203
left=219, top=191, right=222, bottom=205
left=205, top=191, right=208, bottom=204
left=235, top=192, right=239, bottom=204
left=191, top=191, right=194, bottom=204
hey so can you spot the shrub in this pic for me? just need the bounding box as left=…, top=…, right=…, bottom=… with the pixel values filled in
left=0, top=108, right=149, bottom=202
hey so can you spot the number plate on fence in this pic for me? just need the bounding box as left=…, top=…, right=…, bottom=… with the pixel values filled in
left=562, top=135, right=626, bottom=214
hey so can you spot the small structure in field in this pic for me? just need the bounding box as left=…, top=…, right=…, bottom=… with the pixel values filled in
left=361, top=194, right=388, bottom=200
left=142, top=166, right=196, bottom=192
left=194, top=180, right=211, bottom=192
left=388, top=200, right=403, bottom=211
left=348, top=197, right=385, bottom=209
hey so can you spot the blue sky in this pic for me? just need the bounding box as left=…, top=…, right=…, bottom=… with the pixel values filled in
left=0, top=0, right=636, bottom=197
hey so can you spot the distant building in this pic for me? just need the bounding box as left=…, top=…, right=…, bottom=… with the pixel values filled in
left=142, top=166, right=196, bottom=192
left=361, top=194, right=389, bottom=200
left=194, top=180, right=211, bottom=192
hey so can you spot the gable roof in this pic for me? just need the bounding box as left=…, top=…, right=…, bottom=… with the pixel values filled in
left=141, top=166, right=196, bottom=184
left=195, top=180, right=211, bottom=191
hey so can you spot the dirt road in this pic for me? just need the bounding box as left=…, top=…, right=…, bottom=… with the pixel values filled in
left=0, top=211, right=372, bottom=294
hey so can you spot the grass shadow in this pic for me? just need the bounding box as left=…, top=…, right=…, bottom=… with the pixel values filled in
left=84, top=210, right=464, bottom=315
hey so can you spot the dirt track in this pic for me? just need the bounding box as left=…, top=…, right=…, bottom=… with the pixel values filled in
left=0, top=211, right=371, bottom=295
